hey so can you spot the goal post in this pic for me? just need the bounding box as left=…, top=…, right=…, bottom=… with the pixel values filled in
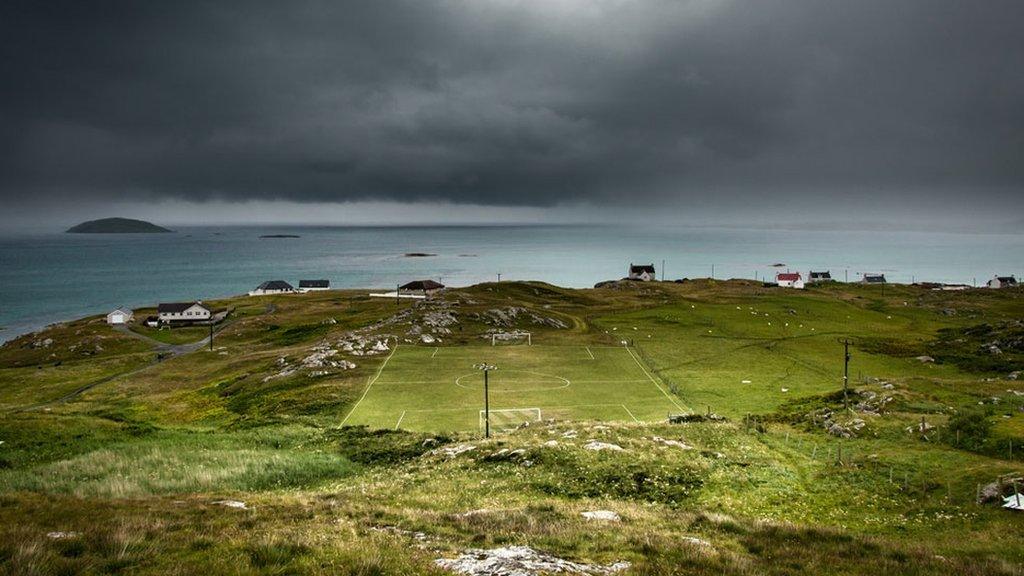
left=491, top=331, right=532, bottom=346
left=480, top=408, right=542, bottom=433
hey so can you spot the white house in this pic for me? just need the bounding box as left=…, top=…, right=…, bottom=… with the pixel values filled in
left=776, top=272, right=805, bottom=289
left=628, top=263, right=656, bottom=281
left=298, top=279, right=330, bottom=292
left=987, top=276, right=1018, bottom=289
left=249, top=280, right=295, bottom=296
left=157, top=301, right=212, bottom=324
left=106, top=308, right=134, bottom=325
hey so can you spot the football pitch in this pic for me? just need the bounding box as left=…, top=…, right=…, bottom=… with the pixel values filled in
left=340, top=345, right=689, bottom=433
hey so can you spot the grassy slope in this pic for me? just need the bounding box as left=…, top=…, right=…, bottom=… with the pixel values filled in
left=0, top=282, right=1021, bottom=574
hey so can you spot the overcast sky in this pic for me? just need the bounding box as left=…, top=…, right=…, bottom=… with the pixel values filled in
left=1, top=0, right=1022, bottom=230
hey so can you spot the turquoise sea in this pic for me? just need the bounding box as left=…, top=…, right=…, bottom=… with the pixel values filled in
left=1, top=225, right=1022, bottom=342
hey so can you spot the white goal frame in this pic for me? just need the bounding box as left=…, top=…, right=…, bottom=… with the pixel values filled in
left=480, top=407, right=542, bottom=433
left=491, top=331, right=532, bottom=346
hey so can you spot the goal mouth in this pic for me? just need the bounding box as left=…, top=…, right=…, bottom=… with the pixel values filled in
left=480, top=407, right=542, bottom=434
left=490, top=332, right=532, bottom=346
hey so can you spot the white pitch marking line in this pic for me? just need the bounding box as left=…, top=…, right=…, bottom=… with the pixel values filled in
left=395, top=410, right=407, bottom=430
left=626, top=346, right=690, bottom=413
left=622, top=404, right=640, bottom=422
left=431, top=347, right=439, bottom=358
left=339, top=343, right=398, bottom=427
left=585, top=346, right=595, bottom=360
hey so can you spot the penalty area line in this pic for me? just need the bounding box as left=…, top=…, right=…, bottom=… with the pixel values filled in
left=339, top=344, right=398, bottom=427
left=585, top=346, right=595, bottom=360
left=431, top=347, right=439, bottom=358
left=395, top=410, right=407, bottom=430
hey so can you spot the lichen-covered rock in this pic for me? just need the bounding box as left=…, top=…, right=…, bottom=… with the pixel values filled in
left=435, top=546, right=629, bottom=576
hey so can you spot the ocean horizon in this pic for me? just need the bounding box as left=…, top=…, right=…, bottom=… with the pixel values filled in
left=1, top=223, right=1022, bottom=342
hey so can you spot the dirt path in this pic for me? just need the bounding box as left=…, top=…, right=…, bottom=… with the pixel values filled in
left=20, top=321, right=236, bottom=411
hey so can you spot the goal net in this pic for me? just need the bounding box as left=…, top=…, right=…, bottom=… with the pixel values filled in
left=480, top=408, right=542, bottom=433
left=491, top=331, right=532, bottom=346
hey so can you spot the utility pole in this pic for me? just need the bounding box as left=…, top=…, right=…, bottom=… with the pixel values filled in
left=497, top=272, right=501, bottom=282
left=474, top=363, right=496, bottom=438
left=711, top=264, right=715, bottom=279
left=845, top=269, right=848, bottom=283
left=209, top=320, right=214, bottom=352
left=842, top=338, right=851, bottom=410
left=396, top=283, right=400, bottom=306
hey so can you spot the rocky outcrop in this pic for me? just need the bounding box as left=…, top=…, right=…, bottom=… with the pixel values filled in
left=435, top=546, right=629, bottom=576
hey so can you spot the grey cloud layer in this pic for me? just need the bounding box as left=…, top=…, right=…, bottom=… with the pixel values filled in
left=1, top=0, right=1022, bottom=208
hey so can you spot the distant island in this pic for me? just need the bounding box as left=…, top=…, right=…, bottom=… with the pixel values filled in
left=66, top=217, right=173, bottom=234
left=260, top=234, right=301, bottom=238
left=404, top=252, right=437, bottom=257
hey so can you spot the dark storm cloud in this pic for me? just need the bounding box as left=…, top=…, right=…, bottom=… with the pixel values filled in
left=1, top=0, right=1022, bottom=209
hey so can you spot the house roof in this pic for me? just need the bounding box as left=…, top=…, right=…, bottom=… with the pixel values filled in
left=400, top=279, right=445, bottom=291
left=158, top=302, right=208, bottom=313
left=630, top=264, right=656, bottom=274
left=108, top=308, right=131, bottom=315
left=256, top=280, right=294, bottom=291
left=777, top=272, right=802, bottom=281
left=299, top=279, right=330, bottom=288
left=996, top=276, right=1017, bottom=283
left=863, top=274, right=886, bottom=283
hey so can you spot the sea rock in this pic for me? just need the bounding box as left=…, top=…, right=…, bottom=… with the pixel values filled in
left=581, top=510, right=621, bottom=522
left=435, top=546, right=630, bottom=576
left=583, top=441, right=624, bottom=452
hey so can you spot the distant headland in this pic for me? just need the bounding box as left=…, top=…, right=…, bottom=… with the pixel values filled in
left=66, top=218, right=173, bottom=234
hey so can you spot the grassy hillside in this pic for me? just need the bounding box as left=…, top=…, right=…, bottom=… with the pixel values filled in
left=0, top=281, right=1022, bottom=574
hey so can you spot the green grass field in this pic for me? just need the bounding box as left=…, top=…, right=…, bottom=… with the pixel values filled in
left=342, top=344, right=687, bottom=432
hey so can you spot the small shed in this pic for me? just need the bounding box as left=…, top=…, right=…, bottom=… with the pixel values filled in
left=106, top=308, right=134, bottom=325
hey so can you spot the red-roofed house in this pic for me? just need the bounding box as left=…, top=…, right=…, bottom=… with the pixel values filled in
left=776, top=272, right=805, bottom=289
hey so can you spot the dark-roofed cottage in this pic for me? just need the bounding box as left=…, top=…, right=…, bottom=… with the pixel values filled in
left=862, top=274, right=887, bottom=284
left=808, top=271, right=832, bottom=283
left=400, top=279, right=445, bottom=296
left=987, top=276, right=1018, bottom=289
left=298, top=279, right=330, bottom=292
left=628, top=263, right=656, bottom=281
left=249, top=280, right=295, bottom=296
